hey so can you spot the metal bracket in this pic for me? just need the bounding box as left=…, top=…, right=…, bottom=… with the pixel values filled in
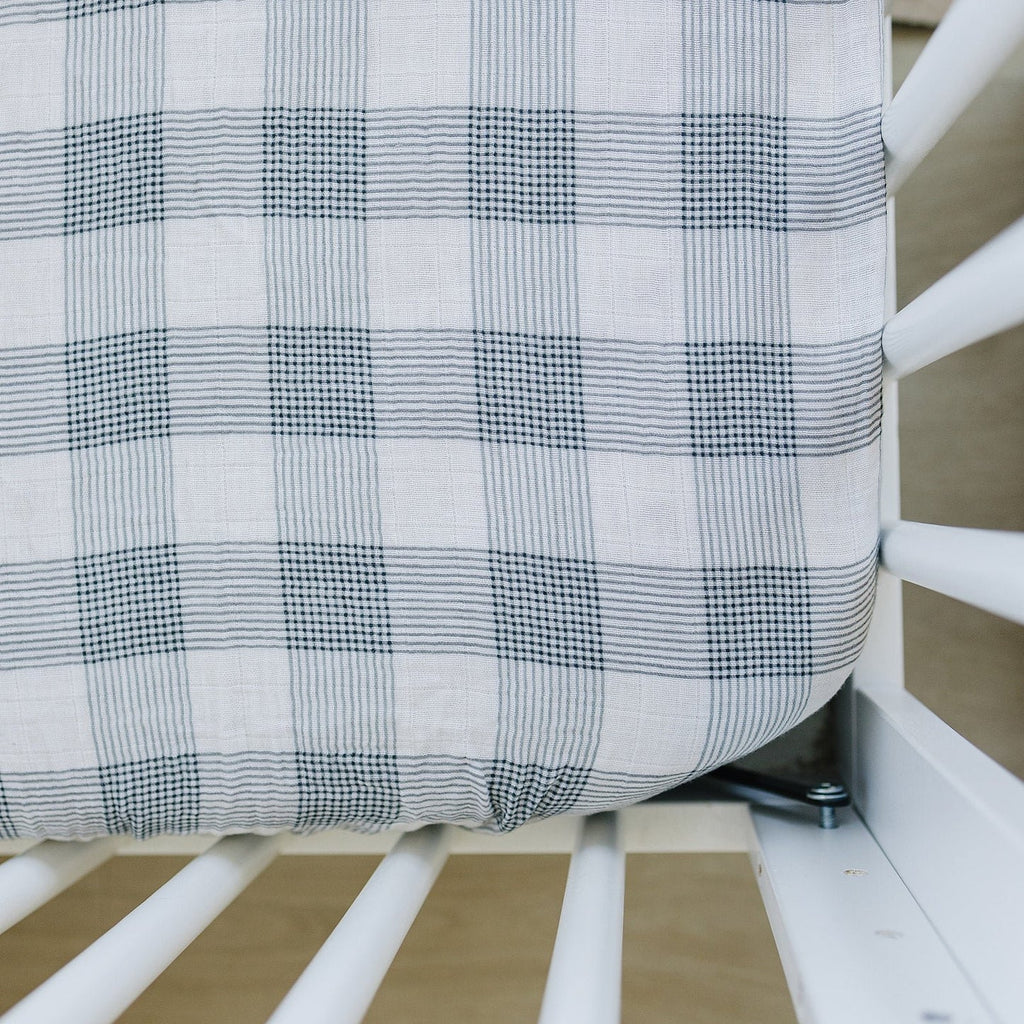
left=709, top=765, right=851, bottom=829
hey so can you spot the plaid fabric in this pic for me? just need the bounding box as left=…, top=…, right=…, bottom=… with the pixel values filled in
left=0, top=0, right=885, bottom=839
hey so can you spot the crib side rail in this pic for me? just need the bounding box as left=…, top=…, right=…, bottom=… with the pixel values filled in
left=848, top=684, right=1024, bottom=1024
left=749, top=803, right=996, bottom=1024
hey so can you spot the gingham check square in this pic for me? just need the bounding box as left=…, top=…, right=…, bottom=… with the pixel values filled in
left=0, top=0, right=885, bottom=839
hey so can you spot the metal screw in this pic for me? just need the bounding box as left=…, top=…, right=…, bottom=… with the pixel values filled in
left=808, top=782, right=847, bottom=829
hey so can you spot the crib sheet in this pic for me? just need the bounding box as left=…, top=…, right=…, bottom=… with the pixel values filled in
left=0, top=0, right=885, bottom=838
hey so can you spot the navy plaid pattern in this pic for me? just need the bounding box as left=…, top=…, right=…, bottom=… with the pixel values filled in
left=295, top=752, right=401, bottom=831
left=75, top=546, right=186, bottom=663
left=1, top=110, right=883, bottom=238
left=64, top=113, right=164, bottom=235
left=100, top=754, right=199, bottom=835
left=263, top=108, right=368, bottom=220
left=685, top=332, right=797, bottom=458
left=489, top=551, right=603, bottom=671
left=66, top=330, right=172, bottom=449
left=474, top=330, right=587, bottom=449
left=488, top=762, right=592, bottom=831
left=0, top=0, right=886, bottom=839
left=469, top=107, right=576, bottom=225
left=269, top=326, right=376, bottom=438
left=280, top=542, right=392, bottom=654
left=680, top=114, right=788, bottom=230
left=704, top=566, right=815, bottom=678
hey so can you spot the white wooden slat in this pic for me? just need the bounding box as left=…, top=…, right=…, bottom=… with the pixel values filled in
left=750, top=804, right=995, bottom=1024
left=266, top=824, right=450, bottom=1024
left=851, top=684, right=1024, bottom=1024
left=0, top=834, right=280, bottom=1024
left=883, top=216, right=1024, bottom=378
left=0, top=838, right=121, bottom=936
left=883, top=0, right=1024, bottom=192
left=538, top=813, right=625, bottom=1024
left=879, top=520, right=1024, bottom=625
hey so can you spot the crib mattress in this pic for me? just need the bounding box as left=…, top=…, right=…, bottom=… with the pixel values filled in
left=0, top=0, right=885, bottom=838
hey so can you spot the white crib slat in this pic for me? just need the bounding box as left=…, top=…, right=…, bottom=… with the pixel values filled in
left=538, top=813, right=625, bottom=1024
left=750, top=805, right=995, bottom=1024
left=882, top=0, right=1024, bottom=193
left=882, top=216, right=1024, bottom=378
left=0, top=838, right=121, bottom=936
left=880, top=520, right=1024, bottom=625
left=0, top=834, right=280, bottom=1024
left=266, top=824, right=450, bottom=1024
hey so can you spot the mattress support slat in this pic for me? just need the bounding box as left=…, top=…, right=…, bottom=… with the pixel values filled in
left=266, top=824, right=451, bottom=1024
left=0, top=838, right=121, bottom=936
left=538, top=812, right=625, bottom=1024
left=0, top=834, right=280, bottom=1024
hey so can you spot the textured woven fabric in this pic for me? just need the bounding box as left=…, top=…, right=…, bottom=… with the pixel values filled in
left=0, top=0, right=885, bottom=839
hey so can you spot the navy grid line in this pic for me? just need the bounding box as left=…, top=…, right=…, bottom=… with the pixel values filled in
left=2, top=544, right=879, bottom=679
left=4, top=108, right=885, bottom=238
left=470, top=0, right=606, bottom=830
left=264, top=0, right=402, bottom=831
left=64, top=0, right=201, bottom=836
left=0, top=324, right=882, bottom=458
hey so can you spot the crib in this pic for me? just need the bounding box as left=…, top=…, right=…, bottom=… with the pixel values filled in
left=0, top=0, right=1022, bottom=1021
